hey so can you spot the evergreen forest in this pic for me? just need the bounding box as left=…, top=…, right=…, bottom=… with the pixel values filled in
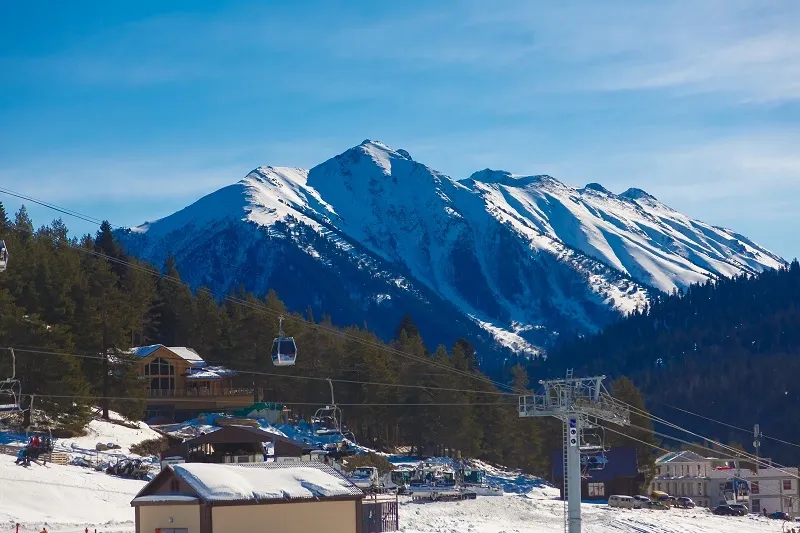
left=0, top=203, right=584, bottom=476
left=543, top=260, right=800, bottom=465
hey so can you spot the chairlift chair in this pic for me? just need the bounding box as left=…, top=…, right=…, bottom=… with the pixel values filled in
left=0, top=240, right=7, bottom=272
left=271, top=315, right=297, bottom=367
left=0, top=349, right=23, bottom=413
left=579, top=428, right=608, bottom=472
left=311, top=378, right=344, bottom=436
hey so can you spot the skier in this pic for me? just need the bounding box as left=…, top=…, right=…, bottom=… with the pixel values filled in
left=14, top=448, right=26, bottom=465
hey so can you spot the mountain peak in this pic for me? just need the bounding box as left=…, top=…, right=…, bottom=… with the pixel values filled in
left=620, top=187, right=658, bottom=202
left=582, top=182, right=612, bottom=195
left=468, top=169, right=560, bottom=188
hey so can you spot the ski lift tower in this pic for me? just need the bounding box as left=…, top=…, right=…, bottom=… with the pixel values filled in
left=519, top=370, right=630, bottom=533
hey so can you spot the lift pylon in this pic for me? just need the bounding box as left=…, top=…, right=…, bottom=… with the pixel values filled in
left=519, top=371, right=630, bottom=533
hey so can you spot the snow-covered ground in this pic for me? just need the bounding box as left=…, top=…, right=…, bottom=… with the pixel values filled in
left=399, top=492, right=789, bottom=533
left=0, top=452, right=790, bottom=533
left=0, top=413, right=791, bottom=532
left=0, top=454, right=142, bottom=532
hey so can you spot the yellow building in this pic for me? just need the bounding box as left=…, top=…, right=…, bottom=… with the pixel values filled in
left=131, top=461, right=366, bottom=533
left=130, top=344, right=254, bottom=423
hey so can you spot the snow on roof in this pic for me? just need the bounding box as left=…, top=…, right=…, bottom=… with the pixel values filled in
left=656, top=450, right=709, bottom=463
left=185, top=365, right=236, bottom=380
left=128, top=344, right=205, bottom=363
left=171, top=462, right=363, bottom=502
left=132, top=495, right=199, bottom=503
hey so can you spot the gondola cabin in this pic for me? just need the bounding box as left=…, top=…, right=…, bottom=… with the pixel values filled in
left=271, top=337, right=297, bottom=366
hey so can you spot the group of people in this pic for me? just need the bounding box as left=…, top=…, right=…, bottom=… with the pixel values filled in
left=14, top=434, right=52, bottom=466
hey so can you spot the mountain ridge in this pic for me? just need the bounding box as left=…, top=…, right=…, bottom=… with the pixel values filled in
left=115, top=140, right=785, bottom=360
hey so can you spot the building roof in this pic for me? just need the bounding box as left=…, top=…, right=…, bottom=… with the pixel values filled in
left=185, top=365, right=236, bottom=380
left=159, top=424, right=315, bottom=460
left=551, top=446, right=639, bottom=482
left=136, top=462, right=364, bottom=504
left=129, top=344, right=205, bottom=364
left=656, top=450, right=709, bottom=464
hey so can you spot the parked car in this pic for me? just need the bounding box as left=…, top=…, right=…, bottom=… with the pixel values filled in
left=609, top=495, right=638, bottom=509
left=645, top=501, right=669, bottom=511
left=769, top=511, right=791, bottom=520
left=729, top=503, right=749, bottom=515
left=713, top=505, right=744, bottom=516
left=674, top=497, right=696, bottom=509
left=633, top=495, right=651, bottom=504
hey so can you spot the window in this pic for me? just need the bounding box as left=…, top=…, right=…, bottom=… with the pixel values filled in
left=697, top=464, right=702, bottom=476
left=698, top=483, right=703, bottom=495
left=656, top=483, right=662, bottom=491
left=784, top=480, right=792, bottom=491
left=588, top=483, right=604, bottom=497
left=150, top=377, right=175, bottom=391
left=751, top=481, right=759, bottom=494
left=752, top=499, right=760, bottom=511
left=145, top=357, right=175, bottom=377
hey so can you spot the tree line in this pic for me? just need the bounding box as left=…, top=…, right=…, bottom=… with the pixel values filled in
left=543, top=260, right=800, bottom=466
left=0, top=203, right=666, bottom=478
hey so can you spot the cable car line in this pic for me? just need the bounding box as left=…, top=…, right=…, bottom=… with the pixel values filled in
left=0, top=218, right=522, bottom=395
left=0, top=189, right=525, bottom=394
left=2, top=346, right=517, bottom=396
left=23, top=392, right=518, bottom=407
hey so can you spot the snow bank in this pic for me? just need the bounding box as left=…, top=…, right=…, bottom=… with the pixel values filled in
left=173, top=462, right=361, bottom=501
left=59, top=414, right=163, bottom=457
left=0, top=454, right=141, bottom=532
left=0, top=410, right=163, bottom=460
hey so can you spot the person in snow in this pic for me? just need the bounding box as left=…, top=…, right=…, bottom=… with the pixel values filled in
left=14, top=447, right=27, bottom=465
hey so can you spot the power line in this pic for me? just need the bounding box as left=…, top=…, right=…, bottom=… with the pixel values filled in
left=0, top=186, right=107, bottom=227
left=618, top=400, right=800, bottom=480
left=28, top=393, right=518, bottom=407
left=656, top=401, right=800, bottom=451
left=0, top=217, right=522, bottom=395
left=598, top=423, right=671, bottom=455
left=3, top=346, right=517, bottom=397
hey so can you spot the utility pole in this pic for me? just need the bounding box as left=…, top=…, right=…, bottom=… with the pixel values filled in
left=753, top=424, right=761, bottom=474
left=519, top=370, right=630, bottom=533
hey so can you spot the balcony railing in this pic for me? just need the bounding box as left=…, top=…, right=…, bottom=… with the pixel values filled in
left=148, top=388, right=254, bottom=398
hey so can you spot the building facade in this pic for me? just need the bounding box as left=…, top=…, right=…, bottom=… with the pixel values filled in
left=132, top=462, right=366, bottom=533
left=551, top=446, right=644, bottom=501
left=748, top=468, right=800, bottom=516
left=648, top=451, right=799, bottom=515
left=129, top=344, right=254, bottom=422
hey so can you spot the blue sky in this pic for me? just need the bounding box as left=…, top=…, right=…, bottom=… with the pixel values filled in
left=1, top=0, right=799, bottom=258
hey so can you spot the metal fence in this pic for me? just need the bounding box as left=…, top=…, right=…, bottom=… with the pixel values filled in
left=361, top=494, right=399, bottom=533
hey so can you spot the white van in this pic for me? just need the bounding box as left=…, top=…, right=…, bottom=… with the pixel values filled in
left=609, top=495, right=638, bottom=509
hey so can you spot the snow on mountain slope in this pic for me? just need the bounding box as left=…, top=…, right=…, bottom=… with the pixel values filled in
left=115, top=140, right=785, bottom=359
left=463, top=170, right=784, bottom=293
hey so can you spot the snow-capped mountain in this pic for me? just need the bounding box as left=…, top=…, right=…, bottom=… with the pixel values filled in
left=116, top=140, right=785, bottom=362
